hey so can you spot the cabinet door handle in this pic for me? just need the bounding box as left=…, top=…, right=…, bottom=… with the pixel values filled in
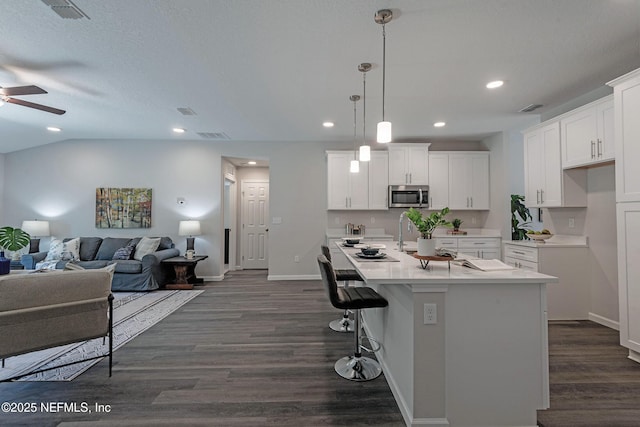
left=540, top=189, right=544, bottom=204
left=591, top=140, right=596, bottom=159
left=405, top=173, right=408, bottom=184
left=409, top=173, right=412, bottom=184
left=346, top=197, right=348, bottom=208
left=513, top=251, right=526, bottom=255
left=597, top=139, right=602, bottom=157
left=470, top=196, right=473, bottom=208
left=536, top=189, right=540, bottom=205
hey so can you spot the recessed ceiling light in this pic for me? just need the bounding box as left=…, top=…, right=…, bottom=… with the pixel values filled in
left=47, top=126, right=61, bottom=132
left=433, top=122, right=446, bottom=128
left=486, top=80, right=504, bottom=89
left=322, top=121, right=335, bottom=128
left=173, top=127, right=186, bottom=133
left=248, top=161, right=257, bottom=165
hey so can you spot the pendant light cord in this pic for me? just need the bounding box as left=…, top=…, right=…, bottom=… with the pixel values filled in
left=382, top=22, right=386, bottom=121
left=362, top=71, right=367, bottom=142
left=353, top=98, right=357, bottom=154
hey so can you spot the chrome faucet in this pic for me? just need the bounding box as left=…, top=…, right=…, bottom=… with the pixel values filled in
left=398, top=211, right=413, bottom=252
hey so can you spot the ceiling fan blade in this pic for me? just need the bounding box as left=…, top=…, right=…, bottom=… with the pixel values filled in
left=5, top=97, right=66, bottom=115
left=0, top=85, right=48, bottom=96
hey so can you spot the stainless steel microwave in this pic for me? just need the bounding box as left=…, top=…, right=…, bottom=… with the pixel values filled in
left=388, top=185, right=429, bottom=208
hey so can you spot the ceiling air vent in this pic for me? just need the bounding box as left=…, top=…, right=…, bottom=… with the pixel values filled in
left=197, top=132, right=230, bottom=140
left=519, top=104, right=544, bottom=113
left=177, top=107, right=197, bottom=116
left=41, top=0, right=90, bottom=19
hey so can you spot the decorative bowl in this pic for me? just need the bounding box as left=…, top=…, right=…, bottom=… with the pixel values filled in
left=361, top=248, right=380, bottom=256
left=342, top=237, right=362, bottom=245
left=527, top=233, right=553, bottom=241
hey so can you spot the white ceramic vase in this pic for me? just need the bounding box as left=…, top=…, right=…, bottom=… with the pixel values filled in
left=417, top=237, right=436, bottom=256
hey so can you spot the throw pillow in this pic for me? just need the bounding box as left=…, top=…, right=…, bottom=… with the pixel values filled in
left=112, top=244, right=135, bottom=260
left=61, top=237, right=81, bottom=261
left=133, top=237, right=160, bottom=261
left=45, top=237, right=64, bottom=261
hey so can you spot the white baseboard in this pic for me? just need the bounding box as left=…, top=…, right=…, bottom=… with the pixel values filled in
left=267, top=274, right=320, bottom=281
left=628, top=349, right=640, bottom=364
left=588, top=312, right=620, bottom=331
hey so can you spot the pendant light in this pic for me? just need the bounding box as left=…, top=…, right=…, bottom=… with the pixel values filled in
left=375, top=9, right=393, bottom=143
left=358, top=62, right=372, bottom=162
left=349, top=95, right=361, bottom=173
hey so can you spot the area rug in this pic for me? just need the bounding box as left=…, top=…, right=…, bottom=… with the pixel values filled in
left=0, top=289, right=203, bottom=381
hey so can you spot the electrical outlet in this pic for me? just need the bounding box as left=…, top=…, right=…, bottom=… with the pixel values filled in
left=424, top=303, right=437, bottom=324
left=569, top=218, right=575, bottom=228
left=471, top=217, right=477, bottom=225
left=294, top=255, right=300, bottom=263
left=370, top=217, right=376, bottom=224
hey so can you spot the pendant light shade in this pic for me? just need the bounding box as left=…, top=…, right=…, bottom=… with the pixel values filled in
left=358, top=62, right=372, bottom=161
left=377, top=121, right=392, bottom=143
left=350, top=94, right=361, bottom=174
left=350, top=159, right=360, bottom=173
left=375, top=9, right=393, bottom=143
left=359, top=144, right=371, bottom=162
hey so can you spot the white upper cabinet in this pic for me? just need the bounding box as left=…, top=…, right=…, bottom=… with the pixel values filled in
left=428, top=153, right=449, bottom=209
left=609, top=69, right=640, bottom=203
left=560, top=96, right=614, bottom=169
left=326, top=151, right=388, bottom=210
left=448, top=152, right=490, bottom=210
left=368, top=151, right=389, bottom=210
left=326, top=151, right=369, bottom=210
left=523, top=121, right=587, bottom=208
left=388, top=143, right=430, bottom=185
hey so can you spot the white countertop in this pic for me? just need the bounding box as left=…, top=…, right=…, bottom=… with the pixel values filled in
left=504, top=235, right=588, bottom=248
left=338, top=241, right=558, bottom=286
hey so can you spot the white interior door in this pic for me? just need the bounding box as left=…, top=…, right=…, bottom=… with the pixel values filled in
left=242, top=180, right=269, bottom=269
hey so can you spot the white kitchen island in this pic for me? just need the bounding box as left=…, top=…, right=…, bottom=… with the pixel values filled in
left=338, top=243, right=558, bottom=427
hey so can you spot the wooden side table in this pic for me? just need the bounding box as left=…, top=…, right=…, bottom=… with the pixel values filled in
left=162, top=255, right=208, bottom=290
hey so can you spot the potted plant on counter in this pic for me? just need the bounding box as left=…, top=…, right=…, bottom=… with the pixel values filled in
left=452, top=218, right=463, bottom=233
left=406, top=207, right=452, bottom=256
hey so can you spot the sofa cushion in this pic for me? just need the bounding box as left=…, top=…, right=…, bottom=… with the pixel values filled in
left=108, top=260, right=142, bottom=274
left=96, top=238, right=132, bottom=260
left=79, top=237, right=103, bottom=261
left=112, top=245, right=135, bottom=260
left=133, top=237, right=160, bottom=260
left=129, top=236, right=173, bottom=250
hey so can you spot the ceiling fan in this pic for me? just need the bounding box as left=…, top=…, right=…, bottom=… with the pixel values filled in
left=0, top=85, right=66, bottom=115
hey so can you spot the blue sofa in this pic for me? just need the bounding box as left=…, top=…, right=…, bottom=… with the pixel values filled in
left=21, top=237, right=180, bottom=291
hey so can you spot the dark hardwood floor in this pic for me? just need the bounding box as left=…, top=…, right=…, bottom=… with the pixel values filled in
left=537, top=320, right=640, bottom=427
left=0, top=271, right=404, bottom=426
left=1, top=271, right=640, bottom=426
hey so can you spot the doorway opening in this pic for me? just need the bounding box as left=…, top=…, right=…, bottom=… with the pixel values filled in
left=221, top=157, right=270, bottom=274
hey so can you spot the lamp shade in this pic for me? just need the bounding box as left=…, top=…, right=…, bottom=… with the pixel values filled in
left=21, top=220, right=50, bottom=237
left=359, top=145, right=371, bottom=162
left=178, top=220, right=201, bottom=237
left=377, top=121, right=392, bottom=143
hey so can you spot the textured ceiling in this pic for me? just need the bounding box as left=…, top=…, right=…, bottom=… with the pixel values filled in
left=0, top=0, right=639, bottom=153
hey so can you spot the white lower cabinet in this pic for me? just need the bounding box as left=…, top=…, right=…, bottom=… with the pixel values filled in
left=616, top=202, right=640, bottom=356
left=503, top=242, right=589, bottom=320
left=435, top=236, right=501, bottom=260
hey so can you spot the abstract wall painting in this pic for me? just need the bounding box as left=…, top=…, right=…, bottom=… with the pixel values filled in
left=96, top=188, right=152, bottom=229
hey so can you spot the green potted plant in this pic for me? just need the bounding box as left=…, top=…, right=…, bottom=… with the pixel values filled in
left=511, top=194, right=532, bottom=240
left=406, top=207, right=452, bottom=256
left=452, top=218, right=463, bottom=232
left=0, top=226, right=31, bottom=263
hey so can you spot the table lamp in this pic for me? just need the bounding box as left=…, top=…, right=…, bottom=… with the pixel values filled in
left=178, top=220, right=201, bottom=253
left=21, top=220, right=51, bottom=253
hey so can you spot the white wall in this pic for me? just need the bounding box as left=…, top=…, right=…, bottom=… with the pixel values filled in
left=0, top=153, right=5, bottom=225
left=1, top=139, right=333, bottom=279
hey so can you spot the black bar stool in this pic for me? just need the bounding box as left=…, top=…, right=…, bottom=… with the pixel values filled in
left=317, top=255, right=388, bottom=381
left=321, top=245, right=363, bottom=333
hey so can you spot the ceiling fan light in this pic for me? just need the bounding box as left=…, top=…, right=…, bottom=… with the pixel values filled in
left=350, top=159, right=360, bottom=173
left=47, top=126, right=61, bottom=132
left=377, top=121, right=392, bottom=143
left=359, top=145, right=371, bottom=162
